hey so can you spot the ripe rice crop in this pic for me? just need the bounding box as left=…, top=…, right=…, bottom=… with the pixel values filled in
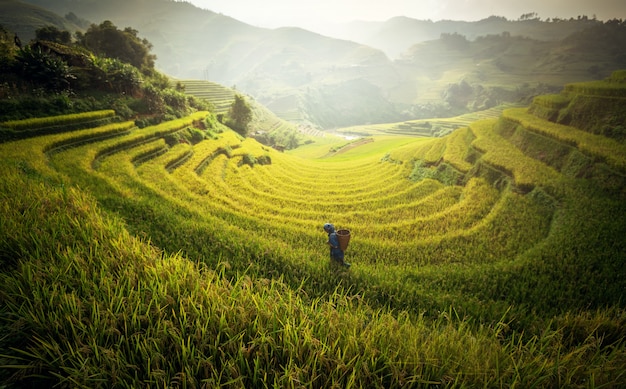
left=1, top=82, right=625, bottom=388
left=0, top=109, right=116, bottom=131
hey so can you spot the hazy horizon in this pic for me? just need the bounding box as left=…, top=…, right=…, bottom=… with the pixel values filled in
left=187, top=0, right=626, bottom=32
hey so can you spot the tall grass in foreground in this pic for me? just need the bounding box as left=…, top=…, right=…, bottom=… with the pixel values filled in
left=1, top=153, right=625, bottom=387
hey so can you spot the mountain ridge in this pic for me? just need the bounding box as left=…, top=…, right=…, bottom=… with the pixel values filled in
left=7, top=0, right=626, bottom=129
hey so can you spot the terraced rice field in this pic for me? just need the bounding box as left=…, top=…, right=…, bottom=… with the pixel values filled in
left=2, top=72, right=626, bottom=387
left=173, top=79, right=236, bottom=113
left=336, top=103, right=521, bottom=137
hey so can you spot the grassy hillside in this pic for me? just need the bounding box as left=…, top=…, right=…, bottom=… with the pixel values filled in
left=335, top=103, right=521, bottom=137
left=172, top=79, right=310, bottom=149
left=1, top=72, right=626, bottom=387
left=395, top=23, right=626, bottom=107
left=0, top=0, right=82, bottom=42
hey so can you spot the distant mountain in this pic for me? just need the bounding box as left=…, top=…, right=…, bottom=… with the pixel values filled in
left=9, top=0, right=626, bottom=129
left=0, top=0, right=81, bottom=42
left=17, top=0, right=401, bottom=128
left=321, top=15, right=601, bottom=59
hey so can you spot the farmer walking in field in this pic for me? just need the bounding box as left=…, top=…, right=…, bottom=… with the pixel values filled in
left=323, top=223, right=351, bottom=268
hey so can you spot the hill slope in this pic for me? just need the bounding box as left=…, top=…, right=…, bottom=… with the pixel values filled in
left=172, top=79, right=311, bottom=148
left=1, top=72, right=625, bottom=386
left=0, top=0, right=81, bottom=41
left=323, top=15, right=601, bottom=59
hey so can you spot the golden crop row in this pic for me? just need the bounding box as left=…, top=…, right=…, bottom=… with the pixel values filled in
left=228, top=163, right=415, bottom=203
left=119, top=133, right=507, bottom=248
left=563, top=80, right=626, bottom=97
left=0, top=109, right=116, bottom=131
left=470, top=119, right=562, bottom=190
left=91, top=112, right=209, bottom=167
left=502, top=108, right=626, bottom=172
left=20, top=111, right=553, bottom=269
left=442, top=126, right=474, bottom=173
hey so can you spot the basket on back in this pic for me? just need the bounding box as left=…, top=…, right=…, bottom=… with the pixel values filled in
left=337, top=229, right=350, bottom=251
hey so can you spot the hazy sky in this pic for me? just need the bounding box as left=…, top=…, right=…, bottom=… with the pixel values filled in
left=187, top=0, right=626, bottom=30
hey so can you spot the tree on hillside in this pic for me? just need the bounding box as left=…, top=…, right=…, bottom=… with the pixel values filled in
left=76, top=20, right=156, bottom=70
left=442, top=79, right=473, bottom=109
left=0, top=25, right=17, bottom=72
left=519, top=12, right=539, bottom=21
left=14, top=45, right=72, bottom=91
left=440, top=32, right=469, bottom=50
left=35, top=26, right=72, bottom=45
left=227, top=94, right=252, bottom=136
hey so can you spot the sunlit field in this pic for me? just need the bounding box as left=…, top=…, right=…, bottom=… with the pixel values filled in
left=1, top=72, right=625, bottom=387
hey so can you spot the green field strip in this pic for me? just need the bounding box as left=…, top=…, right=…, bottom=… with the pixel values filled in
left=134, top=161, right=332, bottom=254
left=130, top=139, right=170, bottom=167
left=203, top=173, right=457, bottom=226
left=470, top=119, right=562, bottom=191
left=49, top=135, right=151, bottom=202
left=271, top=147, right=401, bottom=174
left=92, top=129, right=185, bottom=170
left=120, top=166, right=288, bottom=261
left=44, top=121, right=136, bottom=156
left=244, top=158, right=407, bottom=189
left=1, top=112, right=123, bottom=142
left=175, top=80, right=236, bottom=113
left=131, top=163, right=313, bottom=264
left=240, top=185, right=464, bottom=233
left=263, top=158, right=395, bottom=178
left=441, top=127, right=475, bottom=173
left=164, top=144, right=195, bottom=173
left=235, top=163, right=412, bottom=199
left=100, top=140, right=193, bottom=174
left=185, top=130, right=245, bottom=175
left=0, top=121, right=135, bottom=182
left=194, top=146, right=241, bottom=175
left=233, top=171, right=421, bottom=209
left=33, top=116, right=549, bottom=268
left=335, top=104, right=519, bottom=137
left=222, top=162, right=423, bottom=207
left=195, top=151, right=428, bottom=206
left=563, top=80, right=626, bottom=98
left=502, top=108, right=626, bottom=172
left=352, top=178, right=500, bottom=241
left=531, top=94, right=571, bottom=109
left=138, top=144, right=472, bottom=243
left=349, top=187, right=552, bottom=266
left=0, top=109, right=116, bottom=131
left=166, top=140, right=502, bottom=241
left=90, top=112, right=209, bottom=170
left=240, top=178, right=500, bottom=244
left=40, top=113, right=206, bottom=186
left=388, top=137, right=440, bottom=162
left=238, top=162, right=411, bottom=199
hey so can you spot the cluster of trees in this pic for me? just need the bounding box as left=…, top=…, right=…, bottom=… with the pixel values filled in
left=76, top=21, right=156, bottom=70
left=226, top=94, right=252, bottom=137
left=0, top=21, right=254, bottom=135
left=0, top=21, right=211, bottom=123
left=440, top=32, right=469, bottom=50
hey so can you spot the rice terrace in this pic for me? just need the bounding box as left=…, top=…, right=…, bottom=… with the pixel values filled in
left=1, top=68, right=625, bottom=386
left=2, top=1, right=626, bottom=387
